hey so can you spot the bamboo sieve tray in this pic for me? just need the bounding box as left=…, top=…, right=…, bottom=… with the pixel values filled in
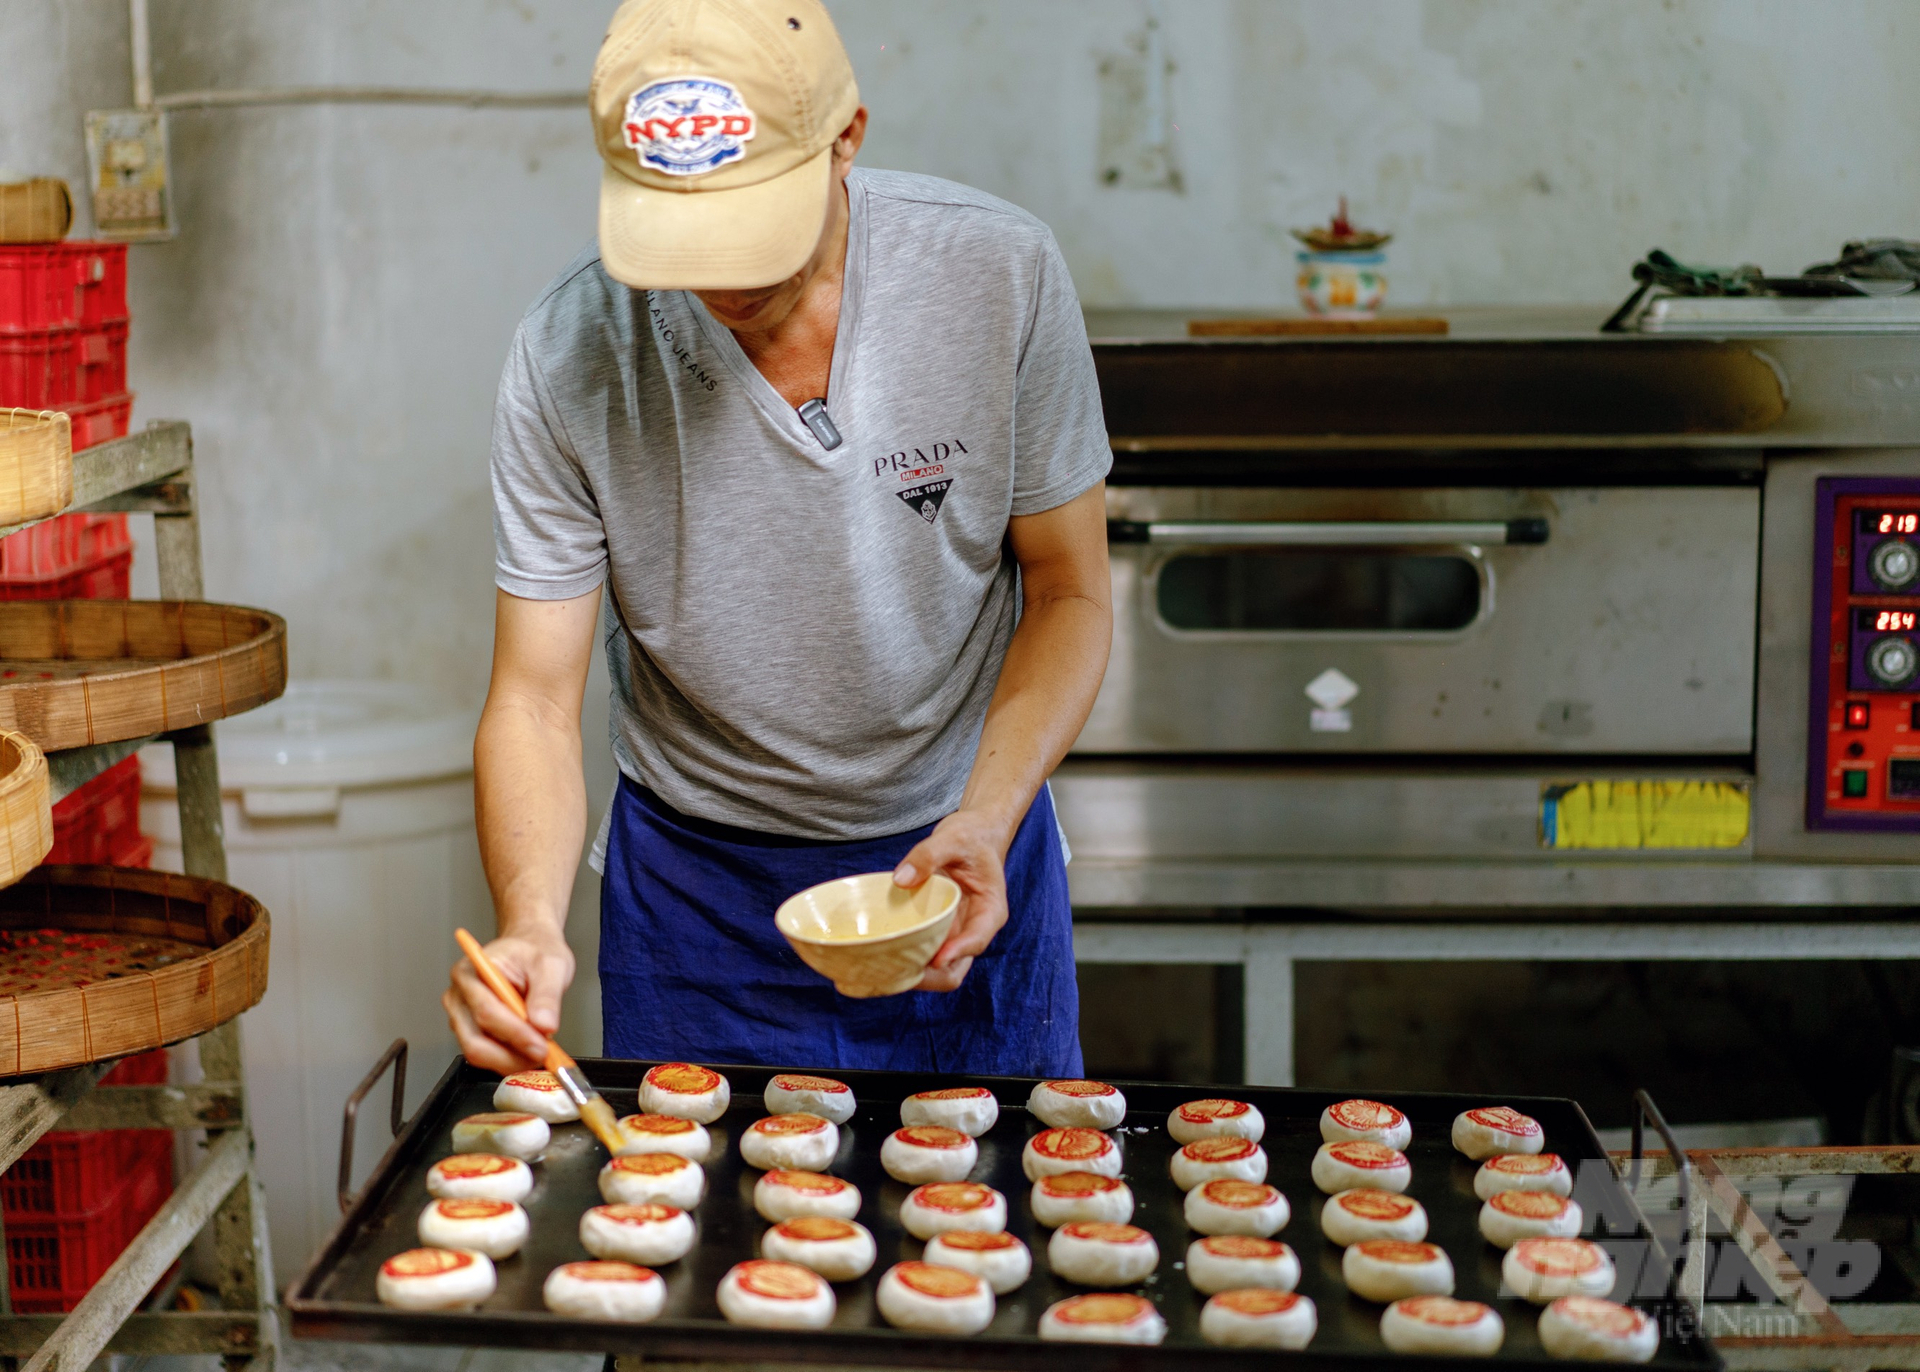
left=0, top=409, right=75, bottom=528
left=0, top=600, right=286, bottom=750
left=0, top=867, right=269, bottom=1076
left=0, top=731, right=52, bottom=890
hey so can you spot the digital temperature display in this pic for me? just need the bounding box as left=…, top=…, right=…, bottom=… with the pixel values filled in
left=1858, top=608, right=1919, bottom=632
left=1859, top=509, right=1920, bottom=536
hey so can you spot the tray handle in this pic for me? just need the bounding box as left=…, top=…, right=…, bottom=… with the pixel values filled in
left=339, top=1038, right=409, bottom=1214
left=1627, top=1087, right=1692, bottom=1293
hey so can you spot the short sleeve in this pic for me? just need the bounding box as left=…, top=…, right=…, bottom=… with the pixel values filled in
left=1009, top=235, right=1112, bottom=516
left=490, top=328, right=609, bottom=600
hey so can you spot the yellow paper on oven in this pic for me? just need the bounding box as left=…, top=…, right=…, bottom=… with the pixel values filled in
left=1540, top=780, right=1750, bottom=850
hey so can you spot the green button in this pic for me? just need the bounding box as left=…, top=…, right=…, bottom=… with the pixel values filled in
left=1843, top=769, right=1870, bottom=798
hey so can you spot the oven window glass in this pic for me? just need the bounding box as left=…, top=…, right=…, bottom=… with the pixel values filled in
left=1156, top=550, right=1481, bottom=632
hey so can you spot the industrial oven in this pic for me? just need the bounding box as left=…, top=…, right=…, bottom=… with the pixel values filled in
left=1056, top=312, right=1920, bottom=909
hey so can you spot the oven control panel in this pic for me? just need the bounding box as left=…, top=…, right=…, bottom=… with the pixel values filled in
left=1809, top=477, right=1920, bottom=830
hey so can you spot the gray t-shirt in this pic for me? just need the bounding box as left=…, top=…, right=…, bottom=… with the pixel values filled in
left=491, top=169, right=1110, bottom=840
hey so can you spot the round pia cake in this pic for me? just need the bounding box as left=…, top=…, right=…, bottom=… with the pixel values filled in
left=450, top=1111, right=548, bottom=1162
left=740, top=1112, right=839, bottom=1173
left=1311, top=1140, right=1411, bottom=1196
left=376, top=1247, right=496, bottom=1311
left=900, top=1181, right=1007, bottom=1239
left=1185, top=1235, right=1301, bottom=1295
left=1453, top=1105, right=1544, bottom=1161
left=1321, top=1188, right=1428, bottom=1246
left=426, top=1153, right=532, bottom=1204
left=1480, top=1190, right=1583, bottom=1249
left=760, top=1216, right=876, bottom=1282
left=1538, top=1296, right=1659, bottom=1362
left=639, top=1063, right=731, bottom=1124
left=1475, top=1151, right=1573, bottom=1200
left=901, top=1086, right=1000, bottom=1136
left=923, top=1229, right=1032, bottom=1294
left=1342, top=1239, right=1455, bottom=1303
left=762, top=1074, right=856, bottom=1124
left=598, top=1152, right=705, bottom=1209
left=1167, top=1097, right=1266, bottom=1146
left=876, top=1261, right=996, bottom=1334
left=542, top=1261, right=665, bottom=1321
left=416, top=1198, right=528, bottom=1259
left=1039, top=1293, right=1167, bottom=1344
left=1380, top=1295, right=1505, bottom=1356
left=1023, top=1127, right=1121, bottom=1182
left=1503, top=1237, right=1616, bottom=1304
left=493, top=1070, right=580, bottom=1123
left=753, top=1169, right=861, bottom=1222
left=1171, top=1136, right=1269, bottom=1191
left=579, top=1203, right=695, bottom=1266
left=615, top=1113, right=711, bottom=1161
left=716, top=1259, right=835, bottom=1329
left=1028, top=1079, right=1127, bottom=1130
left=881, top=1125, right=978, bottom=1184
left=1032, top=1171, right=1134, bottom=1228
left=1319, top=1098, right=1412, bottom=1150
left=1049, top=1221, right=1160, bottom=1287
left=1200, top=1288, right=1318, bottom=1349
left=1184, top=1179, right=1289, bottom=1237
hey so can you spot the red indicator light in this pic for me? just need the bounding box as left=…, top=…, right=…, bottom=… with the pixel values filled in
left=1846, top=701, right=1871, bottom=729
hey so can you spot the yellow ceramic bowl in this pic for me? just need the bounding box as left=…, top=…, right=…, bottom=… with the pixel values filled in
left=775, top=872, right=962, bottom=999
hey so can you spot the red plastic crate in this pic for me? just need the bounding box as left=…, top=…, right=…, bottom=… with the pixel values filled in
left=0, top=329, right=78, bottom=409
left=0, top=512, right=132, bottom=601
left=2, top=1050, right=168, bottom=1217
left=6, top=1135, right=172, bottom=1312
left=54, top=392, right=131, bottom=451
left=46, top=756, right=143, bottom=865
left=0, top=243, right=128, bottom=334
left=75, top=322, right=127, bottom=402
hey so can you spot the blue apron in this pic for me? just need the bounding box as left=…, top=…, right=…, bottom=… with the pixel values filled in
left=599, top=776, right=1082, bottom=1076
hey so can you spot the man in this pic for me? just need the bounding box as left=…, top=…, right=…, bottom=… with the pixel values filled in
left=444, top=0, right=1112, bottom=1076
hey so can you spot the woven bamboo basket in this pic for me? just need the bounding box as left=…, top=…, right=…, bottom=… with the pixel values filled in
left=0, top=731, right=52, bottom=891
left=0, top=601, right=287, bottom=750
left=0, top=409, right=75, bottom=529
left=0, top=179, right=73, bottom=243
left=0, top=867, right=269, bottom=1075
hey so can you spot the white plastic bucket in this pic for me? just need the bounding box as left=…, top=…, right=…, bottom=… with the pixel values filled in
left=142, top=680, right=484, bottom=1284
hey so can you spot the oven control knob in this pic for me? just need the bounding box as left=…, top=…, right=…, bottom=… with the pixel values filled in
left=1868, top=634, right=1919, bottom=688
left=1870, top=537, right=1919, bottom=591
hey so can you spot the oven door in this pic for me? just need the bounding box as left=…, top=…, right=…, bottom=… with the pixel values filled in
left=1077, top=486, right=1760, bottom=754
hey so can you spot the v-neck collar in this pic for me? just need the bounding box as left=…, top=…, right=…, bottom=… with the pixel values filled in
left=688, top=171, right=868, bottom=455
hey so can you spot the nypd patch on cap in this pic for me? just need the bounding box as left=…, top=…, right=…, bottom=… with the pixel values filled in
left=591, top=0, right=860, bottom=291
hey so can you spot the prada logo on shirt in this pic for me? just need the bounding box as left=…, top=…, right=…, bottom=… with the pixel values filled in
left=897, top=480, right=952, bottom=524
left=873, top=439, right=967, bottom=482
left=877, top=439, right=966, bottom=525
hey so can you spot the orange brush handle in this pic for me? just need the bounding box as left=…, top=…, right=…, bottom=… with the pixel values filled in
left=455, top=927, right=576, bottom=1073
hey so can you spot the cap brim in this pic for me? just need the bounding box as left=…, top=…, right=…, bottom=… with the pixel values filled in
left=598, top=145, right=834, bottom=292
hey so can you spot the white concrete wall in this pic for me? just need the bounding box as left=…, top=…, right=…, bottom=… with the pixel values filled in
left=3, top=0, right=1917, bottom=1065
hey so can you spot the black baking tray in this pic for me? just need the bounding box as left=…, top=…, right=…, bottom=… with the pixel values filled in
left=288, top=1058, right=1723, bottom=1372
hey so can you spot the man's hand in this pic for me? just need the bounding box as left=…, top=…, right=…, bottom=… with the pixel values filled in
left=893, top=809, right=1012, bottom=992
left=442, top=927, right=577, bottom=1074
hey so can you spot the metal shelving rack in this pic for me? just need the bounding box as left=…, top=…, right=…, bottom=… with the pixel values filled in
left=0, top=420, right=275, bottom=1370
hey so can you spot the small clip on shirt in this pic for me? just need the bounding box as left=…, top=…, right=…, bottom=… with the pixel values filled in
left=798, top=397, right=843, bottom=451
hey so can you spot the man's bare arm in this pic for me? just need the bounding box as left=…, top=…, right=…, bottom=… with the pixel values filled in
left=894, top=482, right=1113, bottom=990
left=444, top=586, right=602, bottom=1071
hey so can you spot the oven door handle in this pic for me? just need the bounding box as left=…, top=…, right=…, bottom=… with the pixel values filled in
left=1107, top=517, right=1548, bottom=547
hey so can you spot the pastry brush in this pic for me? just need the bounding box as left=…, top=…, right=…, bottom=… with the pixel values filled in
left=454, top=927, right=624, bottom=1154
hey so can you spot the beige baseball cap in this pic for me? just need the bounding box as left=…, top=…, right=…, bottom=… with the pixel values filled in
left=591, top=0, right=860, bottom=290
